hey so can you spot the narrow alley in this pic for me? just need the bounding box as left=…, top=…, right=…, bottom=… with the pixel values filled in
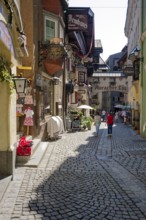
left=0, top=122, right=146, bottom=220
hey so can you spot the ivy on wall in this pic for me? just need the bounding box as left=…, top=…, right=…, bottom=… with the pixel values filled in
left=0, top=57, right=14, bottom=93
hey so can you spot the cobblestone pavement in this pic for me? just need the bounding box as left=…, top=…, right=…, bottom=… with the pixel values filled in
left=1, top=123, right=146, bottom=220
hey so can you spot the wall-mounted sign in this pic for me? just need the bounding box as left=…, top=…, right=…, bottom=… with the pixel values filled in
left=95, top=85, right=128, bottom=93
left=36, top=74, right=42, bottom=87
left=78, top=90, right=85, bottom=94
left=68, top=14, right=88, bottom=31
left=78, top=71, right=85, bottom=83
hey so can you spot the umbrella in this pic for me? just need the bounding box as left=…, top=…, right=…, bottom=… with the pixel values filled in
left=114, top=104, right=125, bottom=109
left=77, top=105, right=93, bottom=110
left=114, top=104, right=131, bottom=109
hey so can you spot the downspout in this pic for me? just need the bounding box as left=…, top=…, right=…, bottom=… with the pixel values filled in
left=62, top=11, right=67, bottom=130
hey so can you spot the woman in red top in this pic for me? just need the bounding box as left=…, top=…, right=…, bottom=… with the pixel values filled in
left=107, top=112, right=114, bottom=136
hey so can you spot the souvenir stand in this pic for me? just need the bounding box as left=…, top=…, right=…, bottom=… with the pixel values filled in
left=16, top=81, right=34, bottom=136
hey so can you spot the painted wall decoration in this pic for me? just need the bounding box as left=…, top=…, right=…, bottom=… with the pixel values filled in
left=0, top=21, right=14, bottom=54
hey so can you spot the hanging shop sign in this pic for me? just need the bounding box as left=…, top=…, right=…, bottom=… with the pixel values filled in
left=48, top=44, right=65, bottom=60
left=68, top=14, right=88, bottom=31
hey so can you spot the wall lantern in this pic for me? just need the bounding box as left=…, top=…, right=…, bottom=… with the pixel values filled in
left=134, top=48, right=144, bottom=63
left=53, top=77, right=60, bottom=85
left=13, top=77, right=27, bottom=94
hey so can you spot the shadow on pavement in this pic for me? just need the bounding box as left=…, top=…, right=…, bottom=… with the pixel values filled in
left=12, top=123, right=146, bottom=219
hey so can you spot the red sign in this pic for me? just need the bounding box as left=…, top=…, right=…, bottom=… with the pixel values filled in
left=68, top=14, right=88, bottom=31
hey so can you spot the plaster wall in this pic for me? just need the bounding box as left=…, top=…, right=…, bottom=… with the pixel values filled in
left=125, top=0, right=140, bottom=55
left=0, top=83, right=17, bottom=175
left=140, top=37, right=146, bottom=138
left=139, top=0, right=146, bottom=138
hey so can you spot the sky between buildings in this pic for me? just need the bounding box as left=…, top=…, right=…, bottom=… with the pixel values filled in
left=69, top=0, right=128, bottom=61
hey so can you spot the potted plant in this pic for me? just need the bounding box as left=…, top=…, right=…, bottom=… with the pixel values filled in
left=0, top=57, right=14, bottom=93
left=81, top=116, right=93, bottom=130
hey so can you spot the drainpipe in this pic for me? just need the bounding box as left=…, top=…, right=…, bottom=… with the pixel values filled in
left=62, top=10, right=68, bottom=131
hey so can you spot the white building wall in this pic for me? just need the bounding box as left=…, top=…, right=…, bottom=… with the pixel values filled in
left=125, top=0, right=140, bottom=56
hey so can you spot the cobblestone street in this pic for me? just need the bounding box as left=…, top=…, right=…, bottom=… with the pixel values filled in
left=0, top=122, right=146, bottom=220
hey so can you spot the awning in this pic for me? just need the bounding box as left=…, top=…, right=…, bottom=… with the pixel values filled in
left=43, top=59, right=63, bottom=75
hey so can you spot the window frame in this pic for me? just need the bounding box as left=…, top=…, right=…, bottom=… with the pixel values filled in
left=44, top=14, right=58, bottom=41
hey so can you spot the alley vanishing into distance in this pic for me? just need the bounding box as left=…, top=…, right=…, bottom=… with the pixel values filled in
left=0, top=122, right=146, bottom=220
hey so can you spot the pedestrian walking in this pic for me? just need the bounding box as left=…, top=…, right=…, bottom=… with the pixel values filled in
left=94, top=111, right=101, bottom=137
left=101, top=109, right=106, bottom=122
left=114, top=111, right=119, bottom=123
left=106, top=111, right=114, bottom=136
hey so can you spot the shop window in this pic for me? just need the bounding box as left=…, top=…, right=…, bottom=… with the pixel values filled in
left=39, top=91, right=44, bottom=122
left=38, top=79, right=54, bottom=123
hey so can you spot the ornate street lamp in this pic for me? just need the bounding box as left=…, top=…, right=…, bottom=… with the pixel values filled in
left=134, top=48, right=144, bottom=63
left=13, top=77, right=27, bottom=94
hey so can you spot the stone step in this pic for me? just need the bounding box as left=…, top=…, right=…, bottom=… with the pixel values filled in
left=31, top=138, right=41, bottom=154
left=16, top=141, right=49, bottom=167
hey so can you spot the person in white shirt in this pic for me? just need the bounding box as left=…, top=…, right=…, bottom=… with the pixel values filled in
left=101, top=109, right=106, bottom=122
left=94, top=111, right=101, bottom=137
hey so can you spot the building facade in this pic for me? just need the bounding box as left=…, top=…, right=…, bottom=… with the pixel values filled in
left=140, top=0, right=146, bottom=138
left=124, top=0, right=141, bottom=133
left=0, top=0, right=28, bottom=176
left=88, top=72, right=128, bottom=112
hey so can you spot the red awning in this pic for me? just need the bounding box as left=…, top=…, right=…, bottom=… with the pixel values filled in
left=43, top=59, right=63, bottom=75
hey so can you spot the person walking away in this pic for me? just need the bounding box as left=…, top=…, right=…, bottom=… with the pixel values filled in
left=94, top=111, right=101, bottom=137
left=121, top=110, right=126, bottom=123
left=107, top=112, right=114, bottom=137
left=115, top=111, right=119, bottom=123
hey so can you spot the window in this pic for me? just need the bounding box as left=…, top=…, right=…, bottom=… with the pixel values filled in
left=46, top=20, right=55, bottom=39
left=44, top=16, right=58, bottom=40
left=78, top=71, right=85, bottom=83
left=133, top=60, right=140, bottom=80
left=110, top=77, right=116, bottom=82
left=110, top=77, right=116, bottom=86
